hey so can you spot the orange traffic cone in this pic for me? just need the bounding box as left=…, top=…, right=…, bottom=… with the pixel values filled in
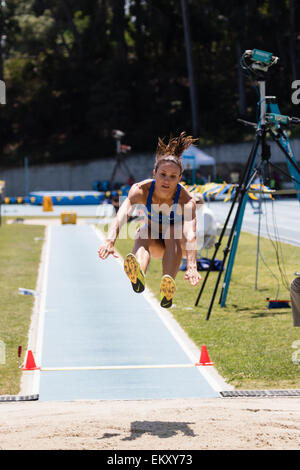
left=195, top=345, right=214, bottom=366
left=22, top=350, right=40, bottom=371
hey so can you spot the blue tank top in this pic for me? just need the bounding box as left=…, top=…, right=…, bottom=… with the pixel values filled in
left=145, top=180, right=183, bottom=225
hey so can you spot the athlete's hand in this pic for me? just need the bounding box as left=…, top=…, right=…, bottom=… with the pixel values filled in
left=98, top=241, right=119, bottom=260
left=184, top=267, right=202, bottom=286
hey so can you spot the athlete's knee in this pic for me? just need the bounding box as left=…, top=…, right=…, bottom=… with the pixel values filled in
left=135, top=224, right=149, bottom=240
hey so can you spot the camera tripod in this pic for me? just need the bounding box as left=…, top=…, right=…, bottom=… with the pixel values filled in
left=195, top=49, right=300, bottom=321
left=110, top=130, right=133, bottom=188
left=110, top=152, right=133, bottom=187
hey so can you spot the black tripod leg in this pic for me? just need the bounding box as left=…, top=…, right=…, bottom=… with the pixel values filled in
left=267, top=159, right=300, bottom=186
left=217, top=165, right=261, bottom=306
left=120, top=160, right=132, bottom=179
left=195, top=131, right=261, bottom=308
left=205, top=131, right=262, bottom=320
left=269, top=129, right=300, bottom=178
left=110, top=159, right=121, bottom=187
left=194, top=188, right=240, bottom=307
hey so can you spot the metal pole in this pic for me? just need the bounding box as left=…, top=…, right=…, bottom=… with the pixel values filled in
left=255, top=184, right=263, bottom=290
left=24, top=157, right=29, bottom=196
left=258, top=81, right=266, bottom=125
left=218, top=136, right=261, bottom=310
left=219, top=76, right=266, bottom=308
left=180, top=0, right=199, bottom=135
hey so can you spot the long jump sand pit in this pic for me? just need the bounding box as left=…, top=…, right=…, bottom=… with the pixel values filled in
left=0, top=397, right=299, bottom=450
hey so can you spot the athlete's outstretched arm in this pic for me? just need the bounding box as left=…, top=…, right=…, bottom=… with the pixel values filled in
left=98, top=184, right=143, bottom=260
left=183, top=198, right=202, bottom=286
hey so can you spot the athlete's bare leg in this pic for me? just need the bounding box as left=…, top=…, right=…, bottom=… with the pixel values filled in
left=132, top=224, right=185, bottom=279
left=132, top=224, right=164, bottom=274
left=162, top=237, right=182, bottom=279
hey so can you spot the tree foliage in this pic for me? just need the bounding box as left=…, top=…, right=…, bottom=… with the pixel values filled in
left=0, top=0, right=299, bottom=166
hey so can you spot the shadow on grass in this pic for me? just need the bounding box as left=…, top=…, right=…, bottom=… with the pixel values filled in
left=228, top=304, right=290, bottom=318
left=251, top=310, right=290, bottom=319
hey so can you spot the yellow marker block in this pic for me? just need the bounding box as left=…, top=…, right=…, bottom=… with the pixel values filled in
left=61, top=212, right=77, bottom=224
left=42, top=195, right=53, bottom=212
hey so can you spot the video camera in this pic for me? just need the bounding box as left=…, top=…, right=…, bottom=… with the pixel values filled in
left=112, top=129, right=125, bottom=139
left=241, top=49, right=279, bottom=75
left=112, top=129, right=131, bottom=155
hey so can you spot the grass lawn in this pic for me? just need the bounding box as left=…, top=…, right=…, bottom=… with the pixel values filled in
left=0, top=220, right=45, bottom=395
left=102, top=220, right=300, bottom=390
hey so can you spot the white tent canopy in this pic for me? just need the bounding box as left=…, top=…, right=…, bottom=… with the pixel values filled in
left=181, top=145, right=216, bottom=180
left=182, top=145, right=216, bottom=168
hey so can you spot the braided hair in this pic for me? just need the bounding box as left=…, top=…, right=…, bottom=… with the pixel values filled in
left=154, top=132, right=198, bottom=175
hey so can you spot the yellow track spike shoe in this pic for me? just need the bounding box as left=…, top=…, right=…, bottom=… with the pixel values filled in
left=160, top=275, right=176, bottom=308
left=124, top=253, right=145, bottom=293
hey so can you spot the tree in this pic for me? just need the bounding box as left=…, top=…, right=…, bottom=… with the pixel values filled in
left=0, top=0, right=298, bottom=167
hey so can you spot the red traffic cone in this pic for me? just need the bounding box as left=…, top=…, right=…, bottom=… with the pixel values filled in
left=195, top=345, right=214, bottom=366
left=22, top=350, right=40, bottom=371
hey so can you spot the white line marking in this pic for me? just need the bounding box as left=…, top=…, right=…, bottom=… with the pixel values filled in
left=41, top=364, right=195, bottom=372
left=32, top=225, right=52, bottom=395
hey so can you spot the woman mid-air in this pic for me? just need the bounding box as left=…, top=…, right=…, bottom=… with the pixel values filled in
left=98, top=132, right=202, bottom=308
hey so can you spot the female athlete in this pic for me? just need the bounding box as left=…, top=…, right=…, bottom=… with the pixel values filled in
left=98, top=132, right=202, bottom=308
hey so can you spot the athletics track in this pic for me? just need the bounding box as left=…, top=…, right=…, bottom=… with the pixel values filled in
left=25, top=223, right=227, bottom=401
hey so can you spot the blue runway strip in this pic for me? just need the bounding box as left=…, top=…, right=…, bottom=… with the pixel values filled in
left=39, top=225, right=219, bottom=401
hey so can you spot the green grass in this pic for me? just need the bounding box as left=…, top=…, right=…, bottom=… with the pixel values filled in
left=104, top=221, right=300, bottom=390
left=0, top=220, right=45, bottom=395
